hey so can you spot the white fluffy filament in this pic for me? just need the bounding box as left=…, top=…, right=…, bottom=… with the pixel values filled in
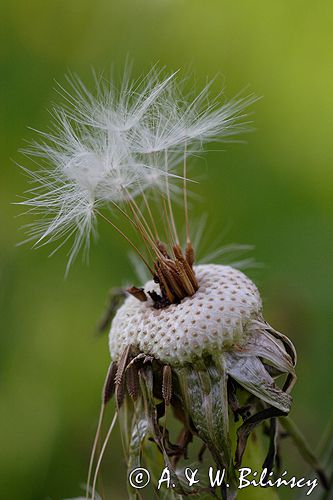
left=18, top=67, right=258, bottom=270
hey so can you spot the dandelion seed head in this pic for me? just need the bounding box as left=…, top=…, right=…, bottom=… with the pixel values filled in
left=109, top=264, right=262, bottom=365
left=109, top=263, right=296, bottom=415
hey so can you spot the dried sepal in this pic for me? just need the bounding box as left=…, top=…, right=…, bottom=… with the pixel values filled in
left=174, top=357, right=238, bottom=495
left=235, top=406, right=286, bottom=468
left=225, top=353, right=292, bottom=413
left=262, top=417, right=278, bottom=473
left=138, top=364, right=188, bottom=496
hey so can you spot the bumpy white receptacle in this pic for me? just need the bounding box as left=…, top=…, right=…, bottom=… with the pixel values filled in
left=109, top=264, right=262, bottom=365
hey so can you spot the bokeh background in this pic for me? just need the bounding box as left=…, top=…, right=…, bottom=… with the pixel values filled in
left=1, top=1, right=333, bottom=499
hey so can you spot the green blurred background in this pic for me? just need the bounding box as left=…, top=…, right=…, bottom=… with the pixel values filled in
left=1, top=1, right=333, bottom=499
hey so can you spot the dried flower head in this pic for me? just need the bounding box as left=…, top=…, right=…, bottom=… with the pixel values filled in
left=106, top=264, right=296, bottom=497
left=19, top=66, right=329, bottom=500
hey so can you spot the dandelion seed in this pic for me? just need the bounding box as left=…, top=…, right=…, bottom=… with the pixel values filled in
left=17, top=67, right=257, bottom=277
